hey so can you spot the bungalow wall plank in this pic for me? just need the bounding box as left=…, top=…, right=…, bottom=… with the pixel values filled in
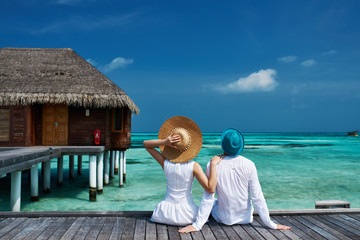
left=68, top=107, right=107, bottom=146
left=111, top=107, right=132, bottom=150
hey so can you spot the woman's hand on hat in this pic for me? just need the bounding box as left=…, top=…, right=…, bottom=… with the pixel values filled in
left=164, top=133, right=181, bottom=149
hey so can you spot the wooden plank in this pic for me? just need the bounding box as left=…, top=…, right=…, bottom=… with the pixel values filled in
left=48, top=217, right=76, bottom=240
left=167, top=226, right=180, bottom=240
left=36, top=217, right=67, bottom=240
left=190, top=228, right=205, bottom=240
left=273, top=216, right=310, bottom=240
left=330, top=215, right=360, bottom=231
left=97, top=217, right=117, bottom=240
left=231, top=225, right=253, bottom=240
left=23, top=218, right=55, bottom=240
left=255, top=215, right=301, bottom=240
left=249, top=218, right=277, bottom=240
left=179, top=228, right=192, bottom=240
left=156, top=223, right=169, bottom=240
left=0, top=218, right=34, bottom=239
left=303, top=216, right=352, bottom=240
left=199, top=223, right=216, bottom=240
left=145, top=218, right=157, bottom=240
left=312, top=215, right=360, bottom=240
left=280, top=216, right=326, bottom=240
left=85, top=217, right=107, bottom=240
left=72, top=217, right=96, bottom=240
left=220, top=224, right=241, bottom=240
left=293, top=216, right=336, bottom=240
left=121, top=217, right=136, bottom=240
left=207, top=218, right=229, bottom=240
left=59, top=217, right=86, bottom=240
left=11, top=217, right=44, bottom=240
left=253, top=216, right=290, bottom=240
left=109, top=217, right=126, bottom=240
left=134, top=217, right=146, bottom=240
left=324, top=215, right=360, bottom=236
left=339, top=214, right=360, bottom=225
left=241, top=223, right=265, bottom=240
left=0, top=218, right=26, bottom=238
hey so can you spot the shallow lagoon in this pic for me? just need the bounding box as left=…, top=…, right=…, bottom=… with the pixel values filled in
left=0, top=132, right=359, bottom=211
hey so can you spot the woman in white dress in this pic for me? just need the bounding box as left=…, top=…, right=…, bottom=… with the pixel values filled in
left=143, top=116, right=222, bottom=226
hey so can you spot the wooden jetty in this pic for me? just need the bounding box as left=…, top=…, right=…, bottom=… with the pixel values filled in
left=0, top=209, right=359, bottom=239
left=0, top=146, right=128, bottom=212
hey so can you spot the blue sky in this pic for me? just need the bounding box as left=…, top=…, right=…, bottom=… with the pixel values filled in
left=1, top=0, right=360, bottom=132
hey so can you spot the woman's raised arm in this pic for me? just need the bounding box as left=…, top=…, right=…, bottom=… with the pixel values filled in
left=143, top=134, right=181, bottom=169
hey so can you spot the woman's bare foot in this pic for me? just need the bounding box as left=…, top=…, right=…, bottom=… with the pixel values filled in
left=178, top=225, right=198, bottom=233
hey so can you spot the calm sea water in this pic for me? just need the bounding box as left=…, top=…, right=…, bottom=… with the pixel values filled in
left=0, top=132, right=359, bottom=211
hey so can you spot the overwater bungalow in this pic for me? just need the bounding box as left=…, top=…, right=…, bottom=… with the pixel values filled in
left=347, top=130, right=358, bottom=136
left=0, top=47, right=139, bottom=149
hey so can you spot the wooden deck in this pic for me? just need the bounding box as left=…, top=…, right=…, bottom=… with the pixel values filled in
left=0, top=211, right=359, bottom=239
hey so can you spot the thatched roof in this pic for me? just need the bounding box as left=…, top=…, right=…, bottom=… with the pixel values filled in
left=0, top=47, right=139, bottom=114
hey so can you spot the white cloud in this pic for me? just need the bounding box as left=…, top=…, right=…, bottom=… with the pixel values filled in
left=278, top=55, right=297, bottom=63
left=321, top=50, right=337, bottom=56
left=301, top=59, right=317, bottom=67
left=99, top=57, right=134, bottom=73
left=215, top=69, right=278, bottom=93
left=86, top=59, right=98, bottom=66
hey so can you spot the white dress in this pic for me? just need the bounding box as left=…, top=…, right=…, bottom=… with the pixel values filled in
left=150, top=159, right=199, bottom=226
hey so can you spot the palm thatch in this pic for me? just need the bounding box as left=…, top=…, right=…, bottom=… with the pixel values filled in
left=0, top=48, right=139, bottom=114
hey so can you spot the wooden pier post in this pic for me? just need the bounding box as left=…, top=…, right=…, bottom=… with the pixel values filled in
left=69, top=155, right=74, bottom=180
left=89, top=154, right=97, bottom=201
left=43, top=160, right=51, bottom=193
left=57, top=156, right=63, bottom=186
left=104, top=151, right=110, bottom=185
left=77, top=155, right=82, bottom=176
left=119, top=151, right=124, bottom=187
left=30, top=164, right=39, bottom=201
left=123, top=150, right=126, bottom=183
left=115, top=151, right=119, bottom=174
left=11, top=170, right=21, bottom=212
left=110, top=150, right=115, bottom=179
left=97, top=153, right=104, bottom=194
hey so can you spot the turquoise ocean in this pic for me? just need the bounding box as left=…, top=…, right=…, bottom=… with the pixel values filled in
left=0, top=132, right=359, bottom=211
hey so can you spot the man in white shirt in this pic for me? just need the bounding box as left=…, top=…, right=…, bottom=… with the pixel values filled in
left=179, top=128, right=291, bottom=233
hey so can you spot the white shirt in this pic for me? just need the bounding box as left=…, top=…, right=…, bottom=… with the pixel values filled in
left=192, top=155, right=277, bottom=230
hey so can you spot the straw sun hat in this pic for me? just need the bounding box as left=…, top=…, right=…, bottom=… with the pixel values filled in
left=158, top=116, right=203, bottom=163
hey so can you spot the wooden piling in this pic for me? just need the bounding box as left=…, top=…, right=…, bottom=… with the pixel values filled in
left=30, top=164, right=39, bottom=201
left=123, top=150, right=126, bottom=183
left=104, top=151, right=110, bottom=185
left=115, top=151, right=119, bottom=174
left=110, top=150, right=115, bottom=179
left=77, top=155, right=82, bottom=176
left=97, top=153, right=104, bottom=194
left=89, top=155, right=97, bottom=201
left=119, top=151, right=123, bottom=187
left=43, top=160, right=51, bottom=193
left=10, top=171, right=21, bottom=212
left=57, top=156, right=63, bottom=186
left=69, top=155, right=74, bottom=180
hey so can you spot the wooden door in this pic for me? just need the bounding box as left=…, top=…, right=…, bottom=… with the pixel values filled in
left=42, top=104, right=68, bottom=145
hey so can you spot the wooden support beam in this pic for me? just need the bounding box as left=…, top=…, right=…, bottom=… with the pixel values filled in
left=30, top=164, right=39, bottom=201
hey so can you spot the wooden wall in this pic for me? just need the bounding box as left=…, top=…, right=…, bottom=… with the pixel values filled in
left=0, top=105, right=132, bottom=150
left=111, top=107, right=132, bottom=150
left=68, top=107, right=110, bottom=148
left=0, top=106, right=31, bottom=147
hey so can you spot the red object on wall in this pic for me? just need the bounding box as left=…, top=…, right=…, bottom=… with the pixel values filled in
left=93, top=129, right=101, bottom=145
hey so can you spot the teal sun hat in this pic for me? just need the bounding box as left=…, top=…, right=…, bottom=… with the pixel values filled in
left=221, top=128, right=245, bottom=156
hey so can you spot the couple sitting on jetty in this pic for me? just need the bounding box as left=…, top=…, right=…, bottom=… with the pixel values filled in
left=143, top=116, right=291, bottom=233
